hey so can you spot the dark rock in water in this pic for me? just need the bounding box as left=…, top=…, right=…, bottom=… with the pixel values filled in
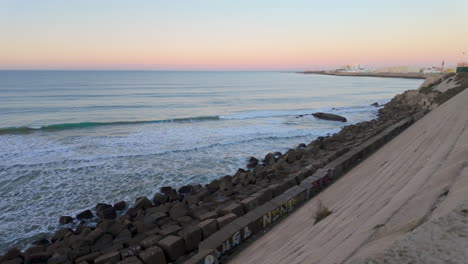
left=135, top=196, right=153, bottom=210
left=0, top=248, right=23, bottom=261
left=273, top=152, right=282, bottom=157
left=247, top=156, right=259, bottom=168
left=178, top=185, right=193, bottom=196
left=160, top=186, right=174, bottom=195
left=95, top=203, right=116, bottom=220
left=371, top=102, right=379, bottom=107
left=153, top=193, right=168, bottom=206
left=113, top=201, right=126, bottom=211
left=32, top=238, right=50, bottom=246
left=312, top=112, right=347, bottom=122
left=298, top=143, right=307, bottom=149
left=76, top=209, right=93, bottom=220
left=59, top=216, right=73, bottom=225
left=263, top=152, right=276, bottom=165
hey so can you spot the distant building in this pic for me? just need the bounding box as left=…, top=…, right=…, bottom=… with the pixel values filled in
left=375, top=66, right=422, bottom=73
left=421, top=67, right=444, bottom=74
left=336, top=64, right=371, bottom=73
left=456, top=62, right=468, bottom=73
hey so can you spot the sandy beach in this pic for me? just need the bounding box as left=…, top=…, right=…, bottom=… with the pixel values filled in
left=229, top=81, right=468, bottom=264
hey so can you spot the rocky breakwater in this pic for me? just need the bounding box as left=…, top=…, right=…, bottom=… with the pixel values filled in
left=2, top=73, right=465, bottom=264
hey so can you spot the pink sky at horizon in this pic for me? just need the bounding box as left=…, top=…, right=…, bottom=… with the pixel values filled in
left=1, top=0, right=467, bottom=71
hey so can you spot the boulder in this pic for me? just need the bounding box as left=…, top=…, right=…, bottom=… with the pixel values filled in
left=59, top=216, right=73, bottom=225
left=160, top=186, right=173, bottom=195
left=177, top=185, right=193, bottom=196
left=197, top=219, right=218, bottom=239
left=247, top=156, right=259, bottom=168
left=140, top=235, right=162, bottom=249
left=262, top=153, right=276, bottom=165
left=178, top=226, right=202, bottom=252
left=206, top=179, right=220, bottom=193
left=117, top=256, right=143, bottom=264
left=219, top=178, right=233, bottom=193
left=193, top=211, right=218, bottom=221
left=169, top=202, right=188, bottom=220
left=217, top=213, right=237, bottom=228
left=157, top=235, right=185, bottom=261
left=240, top=196, right=259, bottom=212
left=152, top=193, right=168, bottom=206
left=158, top=224, right=182, bottom=236
left=312, top=112, right=347, bottom=122
left=138, top=246, right=166, bottom=264
left=219, top=202, right=244, bottom=216
left=113, top=201, right=127, bottom=211
left=76, top=209, right=93, bottom=220
left=135, top=196, right=152, bottom=210
left=94, top=251, right=120, bottom=264
left=120, top=245, right=142, bottom=259
left=97, top=207, right=116, bottom=220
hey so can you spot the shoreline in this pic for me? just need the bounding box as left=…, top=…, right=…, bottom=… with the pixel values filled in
left=300, top=70, right=431, bottom=79
left=2, top=74, right=464, bottom=264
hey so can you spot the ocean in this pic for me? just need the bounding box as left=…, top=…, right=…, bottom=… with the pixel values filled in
left=0, top=71, right=423, bottom=252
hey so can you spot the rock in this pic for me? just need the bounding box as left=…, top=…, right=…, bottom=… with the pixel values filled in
left=51, top=228, right=73, bottom=243
left=140, top=235, right=162, bottom=249
left=1, top=248, right=22, bottom=261
left=206, top=179, right=220, bottom=193
left=194, top=211, right=218, bottom=221
left=312, top=112, right=347, bottom=122
left=97, top=207, right=116, bottom=220
left=152, top=193, right=168, bottom=206
left=247, top=156, right=259, bottom=168
left=219, top=202, right=244, bottom=216
left=178, top=185, right=193, bottom=196
left=371, top=102, right=379, bottom=107
left=120, top=245, right=142, bottom=259
left=113, top=201, right=127, bottom=211
left=263, top=153, right=276, bottom=165
left=94, top=251, right=120, bottom=264
left=3, top=259, right=23, bottom=264
left=240, top=196, right=259, bottom=212
left=217, top=213, right=237, bottom=228
left=169, top=202, right=188, bottom=220
left=76, top=209, right=93, bottom=220
left=75, top=252, right=101, bottom=264
left=197, top=219, right=218, bottom=239
left=160, top=186, right=173, bottom=195
left=158, top=224, right=182, bottom=236
left=117, top=256, right=143, bottom=264
left=138, top=246, right=166, bottom=264
left=59, top=216, right=73, bottom=225
left=219, top=178, right=233, bottom=193
left=25, top=251, right=51, bottom=263
left=32, top=238, right=50, bottom=246
left=135, top=196, right=152, bottom=210
left=157, top=235, right=185, bottom=261
left=178, top=226, right=202, bottom=252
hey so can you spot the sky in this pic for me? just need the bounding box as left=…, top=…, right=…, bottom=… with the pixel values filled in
left=1, top=0, right=467, bottom=70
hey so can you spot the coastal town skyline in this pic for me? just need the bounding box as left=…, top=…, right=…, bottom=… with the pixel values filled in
left=1, top=0, right=467, bottom=70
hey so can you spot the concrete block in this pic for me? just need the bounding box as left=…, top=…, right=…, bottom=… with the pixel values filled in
left=219, top=202, right=244, bottom=216
left=157, top=235, right=185, bottom=261
left=177, top=225, right=202, bottom=252
left=197, top=219, right=218, bottom=239
left=216, top=213, right=237, bottom=228
left=240, top=196, right=258, bottom=212
left=138, top=246, right=166, bottom=264
left=94, top=251, right=120, bottom=264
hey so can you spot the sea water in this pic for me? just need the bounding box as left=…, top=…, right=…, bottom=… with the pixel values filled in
left=0, top=71, right=423, bottom=252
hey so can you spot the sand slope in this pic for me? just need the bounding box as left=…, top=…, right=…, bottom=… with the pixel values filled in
left=230, top=88, right=468, bottom=264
